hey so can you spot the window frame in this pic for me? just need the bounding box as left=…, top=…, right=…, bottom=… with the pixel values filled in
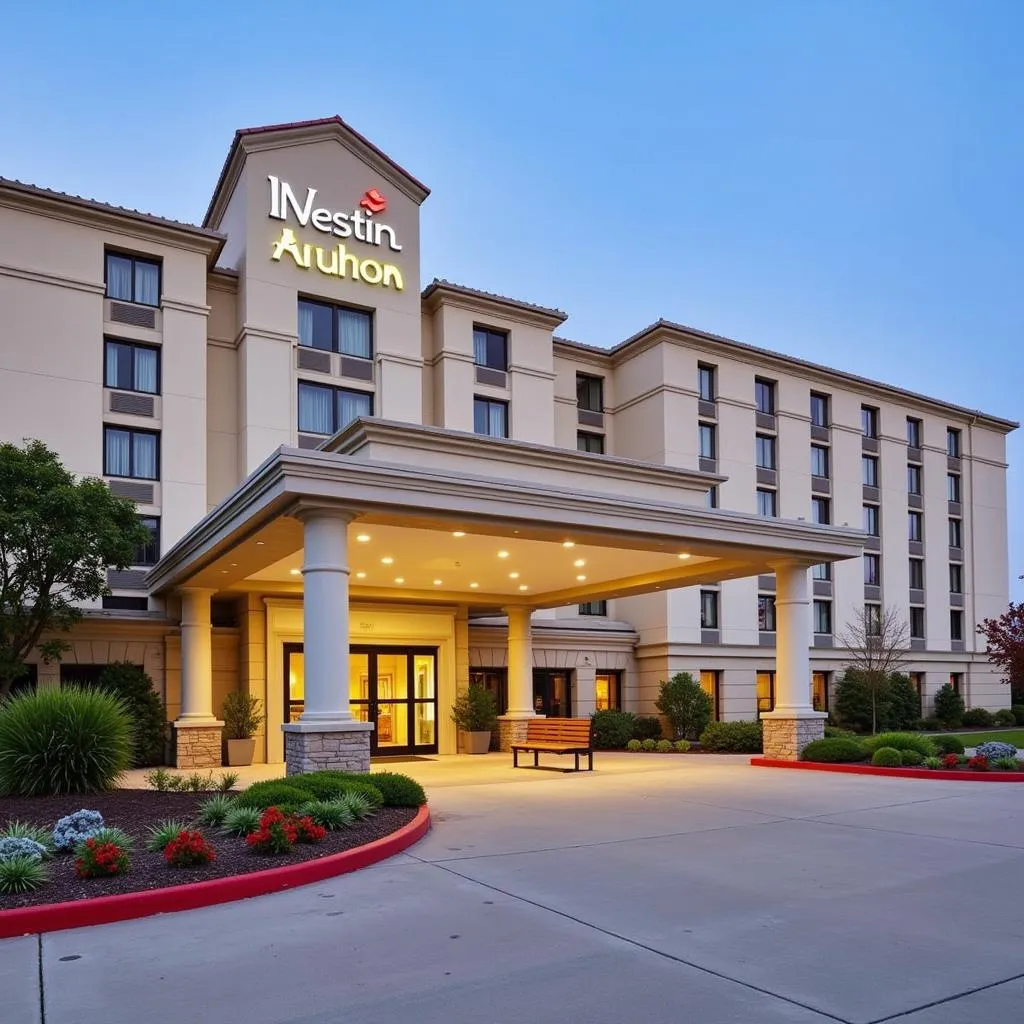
left=297, top=297, right=374, bottom=359
left=102, top=426, right=160, bottom=480
left=473, top=396, right=509, bottom=439
left=472, top=326, right=509, bottom=371
left=909, top=557, right=924, bottom=589
left=813, top=599, right=832, bottom=636
left=812, top=496, right=831, bottom=525
left=758, top=594, right=777, bottom=632
left=594, top=670, right=622, bottom=711
left=705, top=485, right=719, bottom=510
left=950, top=609, right=964, bottom=642
left=698, top=422, right=717, bottom=459
left=907, top=417, right=922, bottom=448
left=698, top=364, right=716, bottom=402
left=863, top=504, right=880, bottom=536
left=865, top=602, right=882, bottom=636
left=700, top=589, right=719, bottom=630
left=104, top=337, right=161, bottom=395
left=756, top=488, right=778, bottom=517
left=908, top=510, right=923, bottom=542
left=576, top=373, right=604, bottom=413
left=949, top=517, right=962, bottom=547
left=947, top=473, right=961, bottom=502
left=135, top=516, right=160, bottom=566
left=754, top=377, right=776, bottom=415
left=579, top=600, right=607, bottom=616
left=907, top=464, right=922, bottom=495
left=862, top=455, right=879, bottom=487
left=755, top=434, right=776, bottom=470
left=812, top=562, right=832, bottom=581
left=864, top=553, right=881, bottom=586
left=756, top=670, right=776, bottom=715
left=909, top=606, right=925, bottom=639
left=810, top=444, right=829, bottom=478
left=861, top=405, right=879, bottom=439
left=577, top=431, right=605, bottom=454
left=946, top=427, right=961, bottom=458
left=105, top=250, right=161, bottom=307
left=810, top=392, right=830, bottom=428
left=297, top=380, right=374, bottom=436
left=949, top=562, right=963, bottom=594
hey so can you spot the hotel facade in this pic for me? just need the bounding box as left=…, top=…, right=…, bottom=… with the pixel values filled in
left=0, top=117, right=1014, bottom=770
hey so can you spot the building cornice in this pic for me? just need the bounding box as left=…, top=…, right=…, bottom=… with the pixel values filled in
left=421, top=280, right=567, bottom=331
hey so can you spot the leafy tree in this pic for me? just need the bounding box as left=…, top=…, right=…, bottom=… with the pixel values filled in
left=836, top=605, right=909, bottom=734
left=655, top=672, right=712, bottom=740
left=976, top=602, right=1024, bottom=703
left=933, top=683, right=965, bottom=729
left=887, top=673, right=922, bottom=730
left=0, top=441, right=149, bottom=697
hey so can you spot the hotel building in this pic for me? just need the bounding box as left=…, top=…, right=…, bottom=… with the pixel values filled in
left=0, top=117, right=1013, bottom=770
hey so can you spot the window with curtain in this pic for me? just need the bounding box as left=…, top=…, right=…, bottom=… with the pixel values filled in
left=576, top=374, right=603, bottom=412
left=861, top=406, right=879, bottom=438
left=949, top=517, right=962, bottom=547
left=577, top=432, right=604, bottom=454
left=135, top=517, right=160, bottom=565
left=105, top=252, right=160, bottom=306
left=863, top=504, right=880, bottom=535
left=812, top=562, right=831, bottom=581
left=949, top=563, right=962, bottom=593
left=473, top=327, right=507, bottom=370
left=698, top=423, right=716, bottom=459
left=909, top=558, right=924, bottom=588
left=698, top=365, right=716, bottom=401
left=758, top=595, right=776, bottom=631
left=754, top=378, right=775, bottom=414
left=810, top=392, right=830, bottom=427
left=813, top=600, right=832, bottom=635
left=810, top=444, right=829, bottom=477
left=812, top=497, right=830, bottom=524
left=755, top=434, right=776, bottom=469
left=756, top=671, right=775, bottom=714
left=756, top=488, right=777, bottom=517
left=947, top=473, right=961, bottom=502
left=864, top=554, right=880, bottom=585
left=908, top=510, right=923, bottom=542
left=104, top=339, right=159, bottom=394
left=700, top=590, right=719, bottom=629
left=297, top=299, right=372, bottom=358
left=104, top=427, right=158, bottom=479
left=298, top=382, right=372, bottom=435
left=473, top=397, right=508, bottom=438
left=907, top=464, right=922, bottom=495
left=946, top=428, right=961, bottom=457
left=862, top=455, right=879, bottom=487
left=907, top=417, right=922, bottom=447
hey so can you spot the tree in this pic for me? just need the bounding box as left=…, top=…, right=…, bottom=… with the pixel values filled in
left=836, top=605, right=909, bottom=734
left=976, top=603, right=1024, bottom=703
left=933, top=683, right=965, bottom=729
left=655, top=672, right=712, bottom=740
left=0, top=441, right=149, bottom=697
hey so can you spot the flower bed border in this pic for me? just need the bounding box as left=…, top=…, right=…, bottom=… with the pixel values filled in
left=0, top=805, right=429, bottom=939
left=750, top=758, right=1024, bottom=781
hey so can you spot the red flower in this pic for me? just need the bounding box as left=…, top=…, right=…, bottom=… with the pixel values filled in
left=246, top=806, right=298, bottom=854
left=293, top=816, right=326, bottom=844
left=968, top=755, right=989, bottom=771
left=942, top=753, right=960, bottom=769
left=75, top=839, right=129, bottom=878
left=164, top=830, right=215, bottom=868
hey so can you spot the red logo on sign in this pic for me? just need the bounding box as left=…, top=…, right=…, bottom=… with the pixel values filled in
left=359, top=188, right=387, bottom=214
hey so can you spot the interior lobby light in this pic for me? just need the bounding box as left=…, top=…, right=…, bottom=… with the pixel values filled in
left=573, top=558, right=585, bottom=567
left=518, top=584, right=529, bottom=591
left=562, top=541, right=575, bottom=548
left=381, top=556, right=394, bottom=565
left=452, top=531, right=466, bottom=537
left=678, top=553, right=691, bottom=559
left=355, top=571, right=366, bottom=579
left=576, top=574, right=587, bottom=581
left=289, top=568, right=300, bottom=576
left=356, top=533, right=371, bottom=542
left=255, top=540, right=265, bottom=546
left=469, top=582, right=479, bottom=588
left=433, top=579, right=443, bottom=585
left=497, top=550, right=510, bottom=559
left=394, top=577, right=404, bottom=584
left=509, top=572, right=520, bottom=579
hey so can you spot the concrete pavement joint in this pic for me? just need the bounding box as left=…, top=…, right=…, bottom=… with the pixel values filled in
left=864, top=969, right=1024, bottom=1023
left=37, top=933, right=45, bottom=1024
left=796, top=814, right=1024, bottom=853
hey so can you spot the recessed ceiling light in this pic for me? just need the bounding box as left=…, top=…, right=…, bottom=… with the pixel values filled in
left=573, top=558, right=585, bottom=568
left=562, top=541, right=575, bottom=548
left=230, top=562, right=237, bottom=567
left=289, top=568, right=301, bottom=576
left=497, top=550, right=510, bottom=559
left=220, top=569, right=228, bottom=574
left=381, top=556, right=394, bottom=565
left=452, top=531, right=466, bottom=538
left=469, top=582, right=479, bottom=589
left=255, top=541, right=265, bottom=546
left=518, top=584, right=529, bottom=591
left=356, top=534, right=371, bottom=543
left=576, top=574, right=587, bottom=581
left=509, top=572, right=520, bottom=579
left=355, top=571, right=366, bottom=579
left=433, top=579, right=443, bottom=586
left=394, top=577, right=404, bottom=584
left=678, top=552, right=691, bottom=560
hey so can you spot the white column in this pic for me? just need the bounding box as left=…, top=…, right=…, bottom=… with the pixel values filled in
left=771, top=564, right=815, bottom=714
left=298, top=509, right=355, bottom=725
left=178, top=588, right=217, bottom=721
left=505, top=605, right=536, bottom=718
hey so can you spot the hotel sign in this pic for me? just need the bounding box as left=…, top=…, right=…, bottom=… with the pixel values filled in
left=267, top=175, right=404, bottom=290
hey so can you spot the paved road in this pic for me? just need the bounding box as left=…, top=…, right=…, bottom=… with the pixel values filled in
left=3, top=756, right=1024, bottom=1023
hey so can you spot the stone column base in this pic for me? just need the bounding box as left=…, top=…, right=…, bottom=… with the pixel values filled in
left=761, top=713, right=826, bottom=761
left=496, top=714, right=537, bottom=752
left=173, top=721, right=224, bottom=769
left=283, top=722, right=374, bottom=775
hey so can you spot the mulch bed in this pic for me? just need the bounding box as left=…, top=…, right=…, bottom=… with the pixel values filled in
left=0, top=790, right=416, bottom=910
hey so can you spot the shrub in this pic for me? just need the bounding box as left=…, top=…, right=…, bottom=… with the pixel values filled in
left=655, top=739, right=673, bottom=753
left=218, top=772, right=239, bottom=793
left=146, top=768, right=173, bottom=792
left=923, top=757, right=942, bottom=770
left=197, top=793, right=235, bottom=828
left=297, top=799, right=354, bottom=831
left=932, top=735, right=965, bottom=756
left=0, top=687, right=132, bottom=796
left=183, top=772, right=216, bottom=793
left=337, top=789, right=376, bottom=820
left=146, top=819, right=194, bottom=853
left=655, top=673, right=712, bottom=740
left=52, top=809, right=104, bottom=852
left=632, top=716, right=664, bottom=742
left=0, top=836, right=48, bottom=863
left=236, top=780, right=311, bottom=814
left=625, top=739, right=642, bottom=752
left=993, top=757, right=1021, bottom=771
left=590, top=709, right=636, bottom=749
left=75, top=838, right=129, bottom=878
left=860, top=732, right=937, bottom=758
left=921, top=717, right=943, bottom=731
left=887, top=674, right=923, bottom=731
left=276, top=773, right=383, bottom=810
left=450, top=684, right=498, bottom=733
left=699, top=721, right=763, bottom=753
left=1012, top=705, right=1024, bottom=726
left=900, top=749, right=924, bottom=766
left=832, top=669, right=918, bottom=733
left=87, top=662, right=166, bottom=767
left=975, top=741, right=1019, bottom=761
left=933, top=684, right=965, bottom=729
left=967, top=755, right=989, bottom=772
left=801, top=738, right=866, bottom=763
left=91, top=827, right=133, bottom=851
left=367, top=772, right=426, bottom=808
left=674, top=739, right=691, bottom=752
left=164, top=830, right=215, bottom=868
left=221, top=805, right=262, bottom=837
left=0, top=856, right=48, bottom=894
left=640, top=738, right=657, bottom=752
left=292, top=816, right=326, bottom=844
left=1, top=821, right=54, bottom=855
left=824, top=726, right=857, bottom=739
left=871, top=747, right=902, bottom=767
left=221, top=691, right=264, bottom=741
left=906, top=720, right=928, bottom=732
left=994, top=709, right=1017, bottom=727
left=962, top=708, right=995, bottom=728
left=942, top=753, right=962, bottom=769
left=245, top=807, right=297, bottom=854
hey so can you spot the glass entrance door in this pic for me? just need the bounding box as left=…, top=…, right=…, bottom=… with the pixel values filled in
left=533, top=669, right=572, bottom=717
left=284, top=644, right=438, bottom=755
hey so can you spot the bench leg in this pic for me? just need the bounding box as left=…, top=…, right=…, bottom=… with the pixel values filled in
left=513, top=748, right=518, bottom=768
left=534, top=750, right=539, bottom=767
left=574, top=752, right=580, bottom=772
left=588, top=751, right=593, bottom=771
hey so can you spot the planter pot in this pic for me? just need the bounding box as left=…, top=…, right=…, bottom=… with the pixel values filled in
left=461, top=730, right=491, bottom=755
left=225, top=738, right=256, bottom=767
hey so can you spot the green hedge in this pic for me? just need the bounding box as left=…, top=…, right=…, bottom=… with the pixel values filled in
left=801, top=738, right=866, bottom=763
left=237, top=770, right=425, bottom=811
left=872, top=747, right=902, bottom=767
left=590, top=709, right=637, bottom=749
left=932, top=734, right=965, bottom=756
left=860, top=732, right=937, bottom=758
left=699, top=721, right=762, bottom=753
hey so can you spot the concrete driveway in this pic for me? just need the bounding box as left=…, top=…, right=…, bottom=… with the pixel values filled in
left=4, top=754, right=1024, bottom=1024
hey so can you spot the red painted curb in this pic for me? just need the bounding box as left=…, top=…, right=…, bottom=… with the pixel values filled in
left=0, top=806, right=430, bottom=939
left=750, top=758, right=1024, bottom=781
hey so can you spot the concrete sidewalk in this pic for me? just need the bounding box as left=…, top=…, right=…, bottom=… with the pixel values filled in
left=5, top=756, right=1024, bottom=1023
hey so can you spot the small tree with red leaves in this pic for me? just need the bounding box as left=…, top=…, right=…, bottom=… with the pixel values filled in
left=976, top=602, right=1024, bottom=703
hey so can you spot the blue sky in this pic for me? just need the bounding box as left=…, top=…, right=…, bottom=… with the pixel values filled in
left=2, top=1, right=1020, bottom=595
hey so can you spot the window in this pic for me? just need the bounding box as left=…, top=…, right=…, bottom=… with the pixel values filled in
left=812, top=497, right=831, bottom=525
left=865, top=603, right=882, bottom=636
left=298, top=382, right=372, bottom=435
left=577, top=432, right=604, bottom=454
left=864, top=553, right=881, bottom=586
left=947, top=427, right=961, bottom=458
left=950, top=609, right=964, bottom=641
left=813, top=600, right=832, bottom=635
left=595, top=671, right=621, bottom=711
left=949, top=563, right=962, bottom=594
left=698, top=364, right=716, bottom=401
left=700, top=670, right=720, bottom=720
left=908, top=510, right=923, bottom=542
left=755, top=377, right=775, bottom=414
left=698, top=422, right=716, bottom=459
left=910, top=606, right=925, bottom=639
left=473, top=397, right=508, bottom=438
left=103, top=427, right=158, bottom=479
left=812, top=562, right=832, bottom=581
left=756, top=671, right=775, bottom=714
left=102, top=596, right=149, bottom=611
left=947, top=473, right=961, bottom=502
left=812, top=671, right=829, bottom=712
left=948, top=517, right=962, bottom=548
left=579, top=600, right=607, bottom=616
left=700, top=590, right=719, bottom=629
left=863, top=504, right=880, bottom=536
left=755, top=434, right=776, bottom=469
left=862, top=455, right=879, bottom=487
left=104, top=339, right=159, bottom=394
left=949, top=672, right=962, bottom=694
left=861, top=405, right=879, bottom=438
left=576, top=374, right=603, bottom=412
left=909, top=557, right=924, bottom=589
left=907, top=417, right=922, bottom=448
left=135, top=517, right=160, bottom=566
left=810, top=392, right=830, bottom=427
left=758, top=594, right=777, bottom=631
left=705, top=486, right=719, bottom=509
left=810, top=445, right=829, bottom=478
left=298, top=299, right=373, bottom=358
left=907, top=464, right=922, bottom=495
left=757, top=488, right=777, bottom=517
left=105, top=251, right=160, bottom=306
left=473, top=326, right=508, bottom=371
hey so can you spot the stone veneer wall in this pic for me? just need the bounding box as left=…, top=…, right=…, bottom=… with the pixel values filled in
left=496, top=716, right=530, bottom=752
left=762, top=717, right=825, bottom=761
left=285, top=729, right=371, bottom=775
left=174, top=725, right=223, bottom=769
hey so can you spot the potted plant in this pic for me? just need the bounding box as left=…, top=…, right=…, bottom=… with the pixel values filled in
left=450, top=684, right=498, bottom=754
left=221, top=691, right=264, bottom=767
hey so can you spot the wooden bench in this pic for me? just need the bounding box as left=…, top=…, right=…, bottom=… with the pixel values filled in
left=511, top=718, right=594, bottom=772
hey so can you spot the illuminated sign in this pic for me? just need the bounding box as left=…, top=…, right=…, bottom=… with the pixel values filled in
left=267, top=176, right=404, bottom=290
